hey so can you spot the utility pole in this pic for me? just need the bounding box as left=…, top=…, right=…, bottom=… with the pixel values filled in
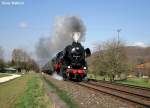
left=117, top=29, right=121, bottom=41
left=117, top=29, right=122, bottom=45
left=116, top=29, right=122, bottom=67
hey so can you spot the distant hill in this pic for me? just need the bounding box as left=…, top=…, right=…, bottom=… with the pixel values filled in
left=87, top=46, right=150, bottom=75
left=125, top=46, right=150, bottom=64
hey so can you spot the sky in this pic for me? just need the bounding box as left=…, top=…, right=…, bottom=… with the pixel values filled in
left=0, top=0, right=150, bottom=60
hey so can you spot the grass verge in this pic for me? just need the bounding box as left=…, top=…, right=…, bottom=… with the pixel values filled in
left=43, top=76, right=78, bottom=108
left=13, top=73, right=52, bottom=108
left=116, top=77, right=150, bottom=88
left=88, top=74, right=104, bottom=80
left=0, top=74, right=28, bottom=108
left=0, top=73, right=11, bottom=78
left=88, top=74, right=150, bottom=88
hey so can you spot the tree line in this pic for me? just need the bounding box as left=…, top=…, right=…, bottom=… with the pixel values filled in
left=0, top=46, right=5, bottom=70
left=0, top=47, right=40, bottom=73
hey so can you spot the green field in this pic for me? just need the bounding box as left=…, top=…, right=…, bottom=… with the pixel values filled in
left=88, top=74, right=105, bottom=80
left=0, top=72, right=53, bottom=108
left=116, top=77, right=150, bottom=88
left=0, top=73, right=11, bottom=78
left=88, top=74, right=150, bottom=88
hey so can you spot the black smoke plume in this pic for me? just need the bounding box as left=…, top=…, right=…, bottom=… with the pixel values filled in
left=35, top=16, right=86, bottom=64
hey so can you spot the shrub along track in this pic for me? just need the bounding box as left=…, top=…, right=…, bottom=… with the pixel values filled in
left=78, top=81, right=150, bottom=108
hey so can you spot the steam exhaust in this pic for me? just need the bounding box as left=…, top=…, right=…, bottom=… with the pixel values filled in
left=52, top=73, right=63, bottom=80
left=35, top=16, right=86, bottom=63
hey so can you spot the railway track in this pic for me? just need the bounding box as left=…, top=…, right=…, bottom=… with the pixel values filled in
left=78, top=82, right=150, bottom=108
left=88, top=80, right=150, bottom=98
left=90, top=79, right=150, bottom=91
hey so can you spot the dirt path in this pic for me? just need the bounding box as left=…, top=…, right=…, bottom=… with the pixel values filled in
left=42, top=75, right=69, bottom=108
left=0, top=74, right=21, bottom=83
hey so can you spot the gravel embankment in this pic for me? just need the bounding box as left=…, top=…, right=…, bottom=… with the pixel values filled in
left=44, top=74, right=139, bottom=108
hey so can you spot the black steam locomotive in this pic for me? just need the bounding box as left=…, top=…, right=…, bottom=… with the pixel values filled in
left=52, top=41, right=91, bottom=81
left=42, top=32, right=91, bottom=81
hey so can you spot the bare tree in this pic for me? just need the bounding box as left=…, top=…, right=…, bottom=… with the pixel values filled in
left=12, top=49, right=29, bottom=71
left=0, top=46, right=5, bottom=69
left=93, top=39, right=129, bottom=81
left=0, top=46, right=4, bottom=59
left=12, top=48, right=40, bottom=72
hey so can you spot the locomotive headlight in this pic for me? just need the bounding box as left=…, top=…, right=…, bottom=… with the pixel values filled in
left=83, top=67, right=87, bottom=70
left=68, top=66, right=71, bottom=69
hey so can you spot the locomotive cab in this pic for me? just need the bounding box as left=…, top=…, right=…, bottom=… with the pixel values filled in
left=85, top=48, right=91, bottom=57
